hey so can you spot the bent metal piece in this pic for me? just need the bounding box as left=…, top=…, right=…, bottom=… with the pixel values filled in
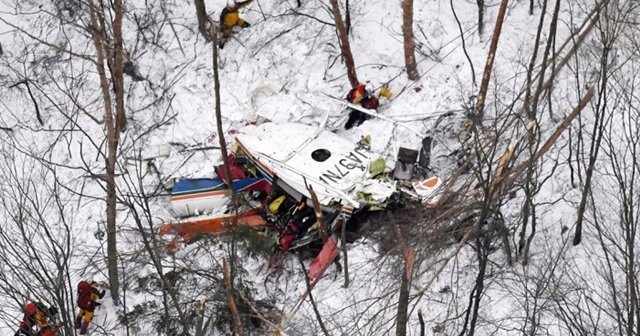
left=159, top=208, right=266, bottom=242
left=307, top=235, right=340, bottom=284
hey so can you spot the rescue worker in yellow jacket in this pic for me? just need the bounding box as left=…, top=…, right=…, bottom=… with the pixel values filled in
left=219, top=0, right=254, bottom=49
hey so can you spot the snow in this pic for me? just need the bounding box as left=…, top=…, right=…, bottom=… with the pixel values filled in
left=0, top=0, right=629, bottom=335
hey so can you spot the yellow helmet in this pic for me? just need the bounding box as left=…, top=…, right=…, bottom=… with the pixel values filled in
left=268, top=195, right=286, bottom=213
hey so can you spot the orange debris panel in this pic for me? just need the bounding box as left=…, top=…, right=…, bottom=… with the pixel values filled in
left=159, top=208, right=266, bottom=241
left=307, top=235, right=339, bottom=284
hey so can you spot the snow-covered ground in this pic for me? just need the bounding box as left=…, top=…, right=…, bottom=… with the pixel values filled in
left=2, top=0, right=637, bottom=335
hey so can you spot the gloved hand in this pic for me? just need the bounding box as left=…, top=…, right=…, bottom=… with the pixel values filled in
left=242, top=21, right=251, bottom=28
left=47, top=306, right=58, bottom=316
left=90, top=301, right=102, bottom=310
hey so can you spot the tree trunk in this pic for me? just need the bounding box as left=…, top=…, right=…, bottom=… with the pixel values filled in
left=345, top=0, right=351, bottom=34
left=476, top=0, right=484, bottom=37
left=87, top=0, right=122, bottom=305
left=210, top=22, right=233, bottom=217
left=530, top=0, right=561, bottom=118
left=574, top=51, right=611, bottom=246
left=474, top=0, right=509, bottom=121
left=458, top=239, right=488, bottom=336
left=298, top=256, right=331, bottom=336
left=105, top=152, right=119, bottom=306
left=529, top=0, right=534, bottom=15
left=395, top=248, right=416, bottom=336
left=195, top=0, right=211, bottom=41
left=524, top=0, right=549, bottom=119
left=210, top=15, right=240, bottom=283
left=210, top=23, right=244, bottom=335
left=329, top=0, right=359, bottom=88
left=401, top=0, right=419, bottom=80
left=113, top=0, right=126, bottom=133
left=223, top=258, right=245, bottom=336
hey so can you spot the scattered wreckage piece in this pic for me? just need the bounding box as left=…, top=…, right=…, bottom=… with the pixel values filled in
left=170, top=177, right=269, bottom=217
left=412, top=176, right=443, bottom=205
left=159, top=208, right=267, bottom=244
left=307, top=235, right=340, bottom=284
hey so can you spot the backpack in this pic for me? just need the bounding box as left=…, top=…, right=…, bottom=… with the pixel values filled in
left=77, top=281, right=92, bottom=307
left=361, top=96, right=379, bottom=110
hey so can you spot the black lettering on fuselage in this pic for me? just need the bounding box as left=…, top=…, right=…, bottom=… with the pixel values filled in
left=345, top=148, right=368, bottom=165
left=320, top=170, right=342, bottom=184
left=339, top=158, right=356, bottom=170
left=318, top=148, right=370, bottom=185
left=334, top=164, right=348, bottom=177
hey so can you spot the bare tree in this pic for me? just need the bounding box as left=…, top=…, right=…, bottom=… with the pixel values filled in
left=195, top=0, right=211, bottom=41
left=210, top=20, right=245, bottom=336
left=473, top=0, right=509, bottom=122
left=529, top=0, right=535, bottom=15
left=119, top=159, right=191, bottom=334
left=573, top=1, right=619, bottom=246
left=476, top=0, right=485, bottom=36
left=450, top=0, right=477, bottom=86
left=401, top=0, right=419, bottom=80
left=87, top=0, right=126, bottom=304
left=395, top=247, right=416, bottom=336
left=519, top=0, right=560, bottom=264
left=0, top=145, right=77, bottom=336
left=551, top=2, right=640, bottom=334
left=329, top=0, right=359, bottom=88
left=345, top=0, right=352, bottom=34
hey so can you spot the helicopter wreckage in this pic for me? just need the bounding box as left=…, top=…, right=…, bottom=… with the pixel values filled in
left=158, top=120, right=443, bottom=282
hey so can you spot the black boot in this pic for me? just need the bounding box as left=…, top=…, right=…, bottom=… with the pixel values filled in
left=345, top=110, right=364, bottom=130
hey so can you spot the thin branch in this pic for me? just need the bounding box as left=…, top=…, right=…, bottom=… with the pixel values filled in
left=9, top=80, right=43, bottom=126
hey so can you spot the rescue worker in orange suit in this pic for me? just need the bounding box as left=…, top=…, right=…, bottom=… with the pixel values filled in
left=219, top=0, right=254, bottom=49
left=15, top=301, right=59, bottom=336
left=75, top=281, right=106, bottom=335
left=345, top=83, right=380, bottom=129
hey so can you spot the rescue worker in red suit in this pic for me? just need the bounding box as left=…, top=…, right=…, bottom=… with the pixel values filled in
left=15, top=301, right=59, bottom=336
left=345, top=83, right=380, bottom=129
left=215, top=154, right=247, bottom=181
left=75, top=281, right=106, bottom=335
left=277, top=200, right=317, bottom=250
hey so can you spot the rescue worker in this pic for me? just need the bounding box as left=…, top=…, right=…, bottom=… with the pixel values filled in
left=15, top=301, right=59, bottom=336
left=219, top=0, right=254, bottom=49
left=215, top=154, right=247, bottom=181
left=75, top=280, right=106, bottom=335
left=277, top=200, right=317, bottom=250
left=345, top=83, right=380, bottom=129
